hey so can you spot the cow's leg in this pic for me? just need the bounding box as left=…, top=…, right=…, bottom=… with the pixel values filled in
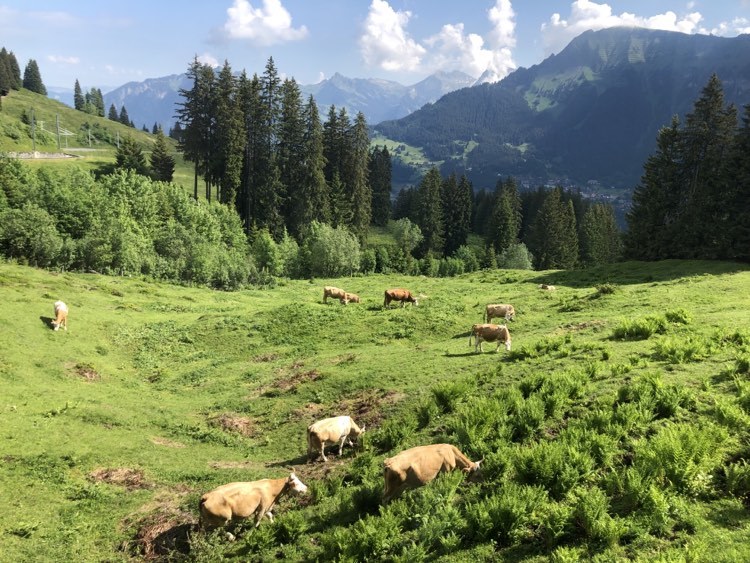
left=478, top=338, right=484, bottom=353
left=338, top=435, right=347, bottom=455
left=320, top=440, right=328, bottom=462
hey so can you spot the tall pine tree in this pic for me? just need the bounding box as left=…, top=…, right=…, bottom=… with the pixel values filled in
left=74, top=79, right=85, bottom=110
left=580, top=203, right=622, bottom=265
left=213, top=60, right=245, bottom=206
left=346, top=111, right=371, bottom=241
left=369, top=146, right=392, bottom=227
left=416, top=167, right=444, bottom=256
left=22, top=59, right=46, bottom=95
left=150, top=129, right=175, bottom=182
left=530, top=187, right=578, bottom=269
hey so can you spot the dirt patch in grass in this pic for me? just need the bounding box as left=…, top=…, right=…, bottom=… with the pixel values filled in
left=562, top=320, right=607, bottom=332
left=291, top=402, right=325, bottom=420
left=269, top=361, right=323, bottom=393
left=252, top=352, right=279, bottom=362
left=331, top=353, right=357, bottom=365
left=150, top=437, right=186, bottom=448
left=68, top=362, right=101, bottom=381
left=90, top=467, right=152, bottom=490
left=208, top=413, right=257, bottom=437
left=335, top=388, right=405, bottom=427
left=122, top=502, right=197, bottom=560
left=208, top=460, right=267, bottom=470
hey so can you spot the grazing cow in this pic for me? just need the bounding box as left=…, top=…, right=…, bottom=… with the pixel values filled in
left=307, top=415, right=365, bottom=462
left=485, top=303, right=515, bottom=323
left=343, top=292, right=361, bottom=304
left=323, top=286, right=347, bottom=304
left=384, top=288, right=418, bottom=308
left=470, top=323, right=512, bottom=352
left=52, top=300, right=68, bottom=331
left=383, top=444, right=481, bottom=503
left=199, top=472, right=308, bottom=537
left=539, top=284, right=556, bottom=291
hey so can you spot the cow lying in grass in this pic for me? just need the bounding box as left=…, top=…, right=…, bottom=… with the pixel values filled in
left=52, top=300, right=68, bottom=331
left=199, top=472, right=308, bottom=539
left=384, top=288, right=418, bottom=308
left=539, top=284, right=556, bottom=291
left=470, top=323, right=512, bottom=352
left=307, top=415, right=365, bottom=462
left=485, top=303, right=515, bottom=323
left=383, top=443, right=481, bottom=503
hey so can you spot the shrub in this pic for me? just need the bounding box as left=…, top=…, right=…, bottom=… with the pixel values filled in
left=612, top=315, right=667, bottom=340
left=360, top=248, right=376, bottom=274
left=722, top=460, right=750, bottom=502
left=652, top=336, right=709, bottom=364
left=371, top=413, right=418, bottom=453
left=497, top=242, right=534, bottom=270
left=299, top=221, right=360, bottom=277
left=432, top=380, right=473, bottom=414
left=570, top=487, right=623, bottom=545
left=633, top=422, right=728, bottom=496
left=515, top=440, right=596, bottom=500
left=595, top=283, right=618, bottom=295
left=466, top=483, right=549, bottom=544
left=0, top=203, right=63, bottom=266
left=665, top=308, right=692, bottom=324
left=453, top=245, right=479, bottom=272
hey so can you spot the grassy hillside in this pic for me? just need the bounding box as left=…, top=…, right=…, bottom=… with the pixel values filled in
left=0, top=88, right=194, bottom=191
left=1, top=260, right=750, bottom=561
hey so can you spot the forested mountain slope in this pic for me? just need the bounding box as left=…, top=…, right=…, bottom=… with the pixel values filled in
left=375, top=27, right=750, bottom=190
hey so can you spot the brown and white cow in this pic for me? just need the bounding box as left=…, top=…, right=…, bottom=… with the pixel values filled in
left=199, top=472, right=308, bottom=537
left=382, top=443, right=481, bottom=503
left=539, top=284, right=556, bottom=291
left=485, top=303, right=515, bottom=323
left=470, top=323, right=512, bottom=352
left=52, top=300, right=68, bottom=331
left=323, top=286, right=347, bottom=304
left=343, top=292, right=361, bottom=304
left=307, top=415, right=365, bottom=462
left=384, top=288, right=418, bottom=308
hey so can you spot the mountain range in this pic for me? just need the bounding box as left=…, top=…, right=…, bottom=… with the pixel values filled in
left=376, top=27, right=750, bottom=190
left=46, top=27, right=750, bottom=193
left=68, top=69, right=476, bottom=132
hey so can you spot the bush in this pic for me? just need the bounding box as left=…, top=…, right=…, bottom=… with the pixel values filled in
left=453, top=245, right=479, bottom=272
left=360, top=248, right=376, bottom=274
left=0, top=203, right=63, bottom=266
left=652, top=336, right=709, bottom=364
left=299, top=221, right=360, bottom=277
left=612, top=315, right=667, bottom=340
left=467, top=483, right=549, bottom=544
left=497, top=242, right=534, bottom=270
left=570, top=487, right=623, bottom=545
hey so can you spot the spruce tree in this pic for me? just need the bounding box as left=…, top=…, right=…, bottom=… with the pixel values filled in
left=678, top=74, right=736, bottom=258
left=115, top=136, right=148, bottom=175
left=277, top=78, right=305, bottom=233
left=119, top=105, right=131, bottom=126
left=580, top=203, right=622, bottom=265
left=213, top=60, right=245, bottom=206
left=726, top=104, right=750, bottom=261
left=8, top=51, right=21, bottom=89
left=150, top=129, right=175, bottom=182
left=22, top=59, right=46, bottom=95
left=416, top=167, right=444, bottom=256
left=346, top=111, right=371, bottom=240
left=369, top=146, right=392, bottom=227
left=176, top=57, right=215, bottom=200
left=0, top=51, right=10, bottom=97
left=441, top=173, right=472, bottom=255
left=530, top=187, right=578, bottom=269
left=74, top=80, right=85, bottom=111
left=302, top=95, right=330, bottom=226
left=108, top=104, right=119, bottom=121
left=489, top=177, right=522, bottom=253
left=625, top=117, right=682, bottom=260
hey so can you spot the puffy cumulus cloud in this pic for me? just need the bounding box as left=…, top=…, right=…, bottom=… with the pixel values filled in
left=541, top=0, right=706, bottom=56
left=361, top=0, right=516, bottom=82
left=223, top=0, right=308, bottom=45
left=47, top=55, right=80, bottom=65
left=197, top=53, right=220, bottom=68
left=360, top=0, right=425, bottom=72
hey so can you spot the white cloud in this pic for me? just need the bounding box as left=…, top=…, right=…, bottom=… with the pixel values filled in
left=541, top=0, right=707, bottom=56
left=197, top=53, right=220, bottom=68
left=316, top=71, right=326, bottom=83
left=711, top=17, right=750, bottom=36
left=361, top=0, right=517, bottom=82
left=359, top=0, right=426, bottom=72
left=47, top=55, right=80, bottom=65
left=223, top=0, right=307, bottom=45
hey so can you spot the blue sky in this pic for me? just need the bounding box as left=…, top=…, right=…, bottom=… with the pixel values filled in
left=1, top=0, right=749, bottom=90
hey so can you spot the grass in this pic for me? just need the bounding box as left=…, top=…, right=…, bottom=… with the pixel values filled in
left=0, top=88, right=195, bottom=195
left=1, top=259, right=750, bottom=561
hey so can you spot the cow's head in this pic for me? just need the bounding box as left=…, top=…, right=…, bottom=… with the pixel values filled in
left=288, top=472, right=309, bottom=494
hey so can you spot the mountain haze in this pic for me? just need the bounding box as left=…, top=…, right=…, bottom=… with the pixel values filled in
left=100, top=70, right=476, bottom=130
left=376, top=27, right=750, bottom=190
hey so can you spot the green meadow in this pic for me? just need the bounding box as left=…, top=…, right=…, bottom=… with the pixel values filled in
left=2, top=260, right=750, bottom=561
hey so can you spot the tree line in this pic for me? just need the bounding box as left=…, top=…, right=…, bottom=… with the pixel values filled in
left=0, top=47, right=47, bottom=105
left=625, top=74, right=750, bottom=262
